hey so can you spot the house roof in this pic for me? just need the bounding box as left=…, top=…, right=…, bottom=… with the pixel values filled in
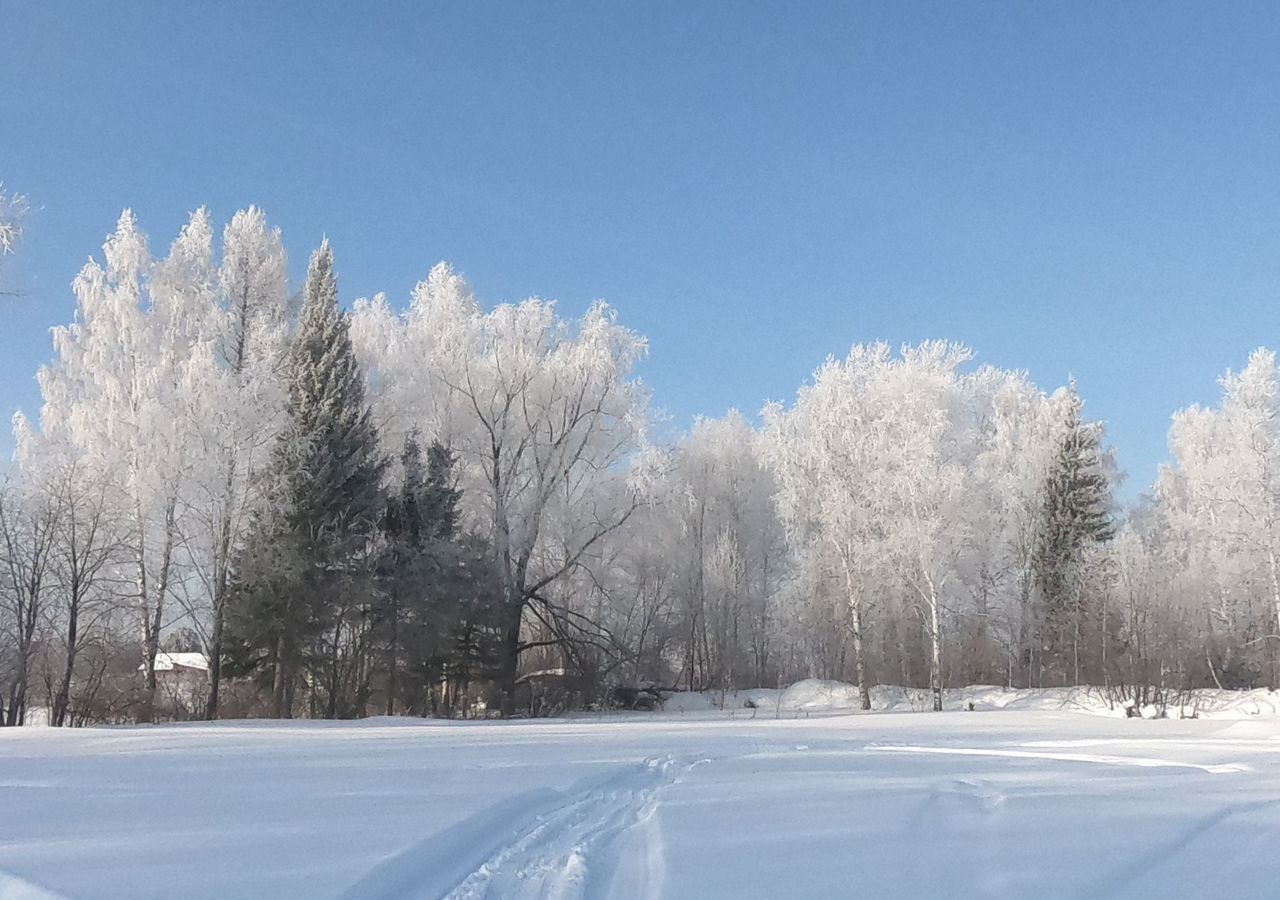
left=143, top=652, right=210, bottom=673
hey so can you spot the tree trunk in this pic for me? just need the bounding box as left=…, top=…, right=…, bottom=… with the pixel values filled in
left=1269, top=550, right=1280, bottom=691
left=53, top=602, right=79, bottom=727
left=139, top=507, right=176, bottom=724
left=204, top=494, right=235, bottom=720
left=929, top=587, right=943, bottom=712
left=6, top=606, right=38, bottom=727
left=841, top=558, right=871, bottom=711
left=272, top=634, right=286, bottom=718
left=498, top=596, right=523, bottom=716
left=204, top=611, right=224, bottom=721
left=385, top=593, right=399, bottom=716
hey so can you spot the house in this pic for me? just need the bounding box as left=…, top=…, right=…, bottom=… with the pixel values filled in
left=140, top=652, right=210, bottom=714
left=146, top=652, right=211, bottom=678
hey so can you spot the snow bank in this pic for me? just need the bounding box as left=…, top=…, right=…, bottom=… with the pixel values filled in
left=659, top=680, right=864, bottom=715
left=657, top=680, right=1280, bottom=720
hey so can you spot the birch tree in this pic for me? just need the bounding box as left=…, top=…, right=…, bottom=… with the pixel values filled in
left=1158, top=349, right=1280, bottom=686
left=187, top=207, right=289, bottom=719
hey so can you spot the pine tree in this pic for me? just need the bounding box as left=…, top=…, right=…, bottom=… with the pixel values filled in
left=1033, top=382, right=1114, bottom=685
left=225, top=241, right=385, bottom=718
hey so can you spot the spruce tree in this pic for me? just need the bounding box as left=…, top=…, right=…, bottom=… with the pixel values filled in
left=279, top=240, right=385, bottom=545
left=374, top=434, right=503, bottom=716
left=225, top=241, right=385, bottom=717
left=422, top=441, right=462, bottom=541
left=378, top=433, right=429, bottom=715
left=1033, top=382, right=1114, bottom=685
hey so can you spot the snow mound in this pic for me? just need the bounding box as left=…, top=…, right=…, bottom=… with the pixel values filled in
left=656, top=681, right=1280, bottom=720
left=778, top=679, right=865, bottom=712
left=660, top=680, right=869, bottom=715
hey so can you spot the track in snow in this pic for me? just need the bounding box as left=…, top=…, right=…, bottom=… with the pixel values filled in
left=441, top=755, right=696, bottom=900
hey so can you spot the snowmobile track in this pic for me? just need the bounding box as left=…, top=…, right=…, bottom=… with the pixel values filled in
left=440, top=754, right=695, bottom=900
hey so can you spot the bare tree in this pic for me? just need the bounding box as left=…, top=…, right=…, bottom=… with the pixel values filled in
left=0, top=477, right=61, bottom=725
left=49, top=471, right=120, bottom=727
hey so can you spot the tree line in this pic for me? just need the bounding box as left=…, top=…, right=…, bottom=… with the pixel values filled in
left=0, top=206, right=1275, bottom=724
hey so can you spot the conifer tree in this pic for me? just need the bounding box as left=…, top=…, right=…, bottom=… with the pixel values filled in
left=378, top=433, right=429, bottom=715
left=376, top=434, right=496, bottom=716
left=422, top=441, right=462, bottom=542
left=1033, top=382, right=1114, bottom=684
left=225, top=241, right=385, bottom=717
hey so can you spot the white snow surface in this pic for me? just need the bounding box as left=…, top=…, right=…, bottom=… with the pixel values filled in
left=6, top=684, right=1280, bottom=899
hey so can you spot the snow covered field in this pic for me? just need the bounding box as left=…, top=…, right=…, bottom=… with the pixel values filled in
left=4, top=696, right=1280, bottom=899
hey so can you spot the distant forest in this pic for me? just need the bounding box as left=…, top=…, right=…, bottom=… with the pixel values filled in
left=3, top=206, right=1278, bottom=725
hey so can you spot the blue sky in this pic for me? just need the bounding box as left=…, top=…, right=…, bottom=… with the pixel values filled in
left=4, top=2, right=1280, bottom=500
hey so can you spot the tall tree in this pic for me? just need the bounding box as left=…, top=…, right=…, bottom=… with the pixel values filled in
left=225, top=241, right=384, bottom=718
left=1158, top=349, right=1280, bottom=688
left=1033, top=382, right=1115, bottom=684
left=195, top=207, right=290, bottom=719
left=18, top=209, right=204, bottom=722
left=376, top=433, right=462, bottom=714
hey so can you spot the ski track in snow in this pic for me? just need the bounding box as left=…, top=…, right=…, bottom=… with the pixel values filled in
left=436, top=755, right=700, bottom=900
left=1076, top=799, right=1278, bottom=899
left=868, top=744, right=1249, bottom=774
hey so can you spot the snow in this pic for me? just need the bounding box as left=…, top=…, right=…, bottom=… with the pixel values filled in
left=658, top=679, right=1280, bottom=720
left=7, top=695, right=1280, bottom=898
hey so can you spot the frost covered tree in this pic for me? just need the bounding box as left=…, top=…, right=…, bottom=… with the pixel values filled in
left=17, top=209, right=216, bottom=721
left=1157, top=349, right=1280, bottom=687
left=191, top=207, right=290, bottom=719
left=954, top=369, right=1060, bottom=686
left=0, top=183, right=27, bottom=286
left=352, top=265, right=649, bottom=711
left=658, top=412, right=789, bottom=692
left=763, top=344, right=1078, bottom=707
left=1032, top=382, right=1116, bottom=685
left=765, top=343, right=980, bottom=709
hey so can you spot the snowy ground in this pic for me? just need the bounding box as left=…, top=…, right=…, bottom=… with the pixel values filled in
left=4, top=689, right=1280, bottom=899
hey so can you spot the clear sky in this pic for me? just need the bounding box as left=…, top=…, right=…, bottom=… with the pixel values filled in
left=4, top=2, right=1280, bottom=500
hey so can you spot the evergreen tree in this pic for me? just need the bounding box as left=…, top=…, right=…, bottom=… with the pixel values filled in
left=279, top=240, right=385, bottom=545
left=374, top=433, right=504, bottom=717
left=414, top=440, right=505, bottom=714
left=422, top=441, right=462, bottom=541
left=1033, top=382, right=1114, bottom=684
left=377, top=433, right=430, bottom=715
left=224, top=241, right=385, bottom=717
